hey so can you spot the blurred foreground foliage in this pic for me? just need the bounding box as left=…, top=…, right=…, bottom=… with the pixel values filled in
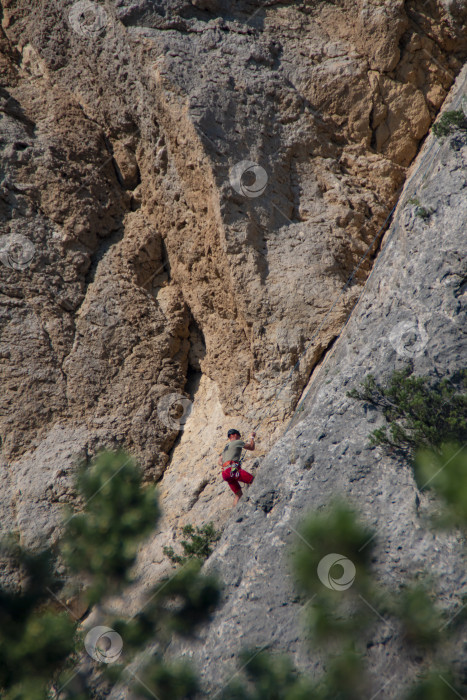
left=0, top=542, right=76, bottom=700
left=61, top=451, right=160, bottom=605
left=0, top=450, right=219, bottom=700
left=415, top=444, right=467, bottom=529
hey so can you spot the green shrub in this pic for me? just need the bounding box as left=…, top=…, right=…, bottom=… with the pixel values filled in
left=407, top=197, right=433, bottom=219
left=163, top=522, right=221, bottom=566
left=432, top=110, right=467, bottom=139
left=415, top=205, right=433, bottom=220
left=347, top=367, right=467, bottom=459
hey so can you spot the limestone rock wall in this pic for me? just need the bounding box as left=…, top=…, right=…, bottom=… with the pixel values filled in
left=171, top=64, right=467, bottom=698
left=0, top=0, right=466, bottom=562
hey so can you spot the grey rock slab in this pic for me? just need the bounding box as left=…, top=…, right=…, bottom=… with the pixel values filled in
left=7, top=424, right=90, bottom=549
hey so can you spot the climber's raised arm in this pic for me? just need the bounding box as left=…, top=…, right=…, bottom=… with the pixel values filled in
left=243, top=431, right=256, bottom=451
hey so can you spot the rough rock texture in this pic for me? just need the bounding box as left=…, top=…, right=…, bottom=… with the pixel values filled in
left=1, top=0, right=466, bottom=554
left=0, top=0, right=466, bottom=678
left=169, top=67, right=467, bottom=697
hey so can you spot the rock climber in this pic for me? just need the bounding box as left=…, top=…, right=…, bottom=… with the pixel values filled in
left=219, top=428, right=256, bottom=506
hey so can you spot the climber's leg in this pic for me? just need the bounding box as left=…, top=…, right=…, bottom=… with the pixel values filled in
left=238, top=468, right=254, bottom=485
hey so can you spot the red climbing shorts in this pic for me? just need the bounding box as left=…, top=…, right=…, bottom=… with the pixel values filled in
left=222, top=462, right=254, bottom=495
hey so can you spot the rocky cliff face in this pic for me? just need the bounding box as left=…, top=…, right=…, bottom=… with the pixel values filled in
left=1, top=0, right=466, bottom=551
left=0, top=0, right=466, bottom=688
left=170, top=66, right=467, bottom=697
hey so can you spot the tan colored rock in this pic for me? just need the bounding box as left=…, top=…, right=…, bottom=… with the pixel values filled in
left=356, top=0, right=408, bottom=73
left=112, top=140, right=140, bottom=191
left=0, top=0, right=466, bottom=558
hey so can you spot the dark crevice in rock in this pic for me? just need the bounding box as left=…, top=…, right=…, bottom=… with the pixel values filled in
left=288, top=334, right=339, bottom=430
left=255, top=488, right=280, bottom=514
left=188, top=478, right=210, bottom=508
left=187, top=314, right=206, bottom=375
left=163, top=315, right=205, bottom=463
left=454, top=277, right=467, bottom=298
left=84, top=225, right=125, bottom=287
left=0, top=90, right=36, bottom=135
left=185, top=366, right=202, bottom=400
